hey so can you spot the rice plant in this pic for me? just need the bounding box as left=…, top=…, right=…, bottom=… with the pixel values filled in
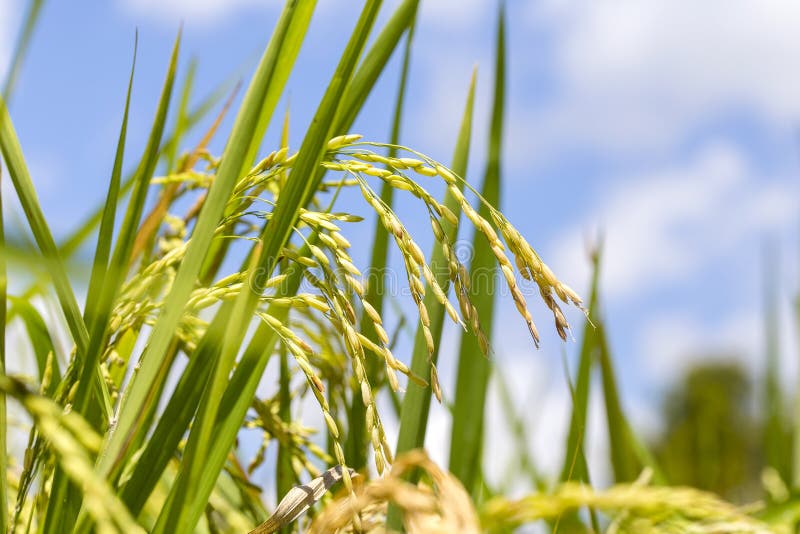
left=1, top=1, right=799, bottom=533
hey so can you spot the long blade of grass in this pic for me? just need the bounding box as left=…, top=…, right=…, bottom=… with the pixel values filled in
left=597, top=321, right=640, bottom=482
left=242, top=5, right=315, bottom=171
left=559, top=249, right=601, bottom=529
left=2, top=2, right=48, bottom=520
left=82, top=35, right=137, bottom=335
left=346, top=11, right=417, bottom=471
left=0, top=91, right=89, bottom=365
left=199, top=0, right=420, bottom=518
left=553, top=353, right=599, bottom=533
left=275, top=108, right=297, bottom=518
left=558, top=247, right=601, bottom=484
left=276, top=342, right=295, bottom=514
left=45, top=32, right=175, bottom=533
left=207, top=0, right=418, bottom=494
left=335, top=0, right=418, bottom=135
left=152, top=4, right=382, bottom=530
left=1, top=77, right=113, bottom=451
left=94, top=0, right=315, bottom=487
left=111, top=0, right=418, bottom=521
left=0, top=149, right=7, bottom=532
left=446, top=4, right=506, bottom=500
left=198, top=2, right=316, bottom=285
left=127, top=57, right=198, bottom=267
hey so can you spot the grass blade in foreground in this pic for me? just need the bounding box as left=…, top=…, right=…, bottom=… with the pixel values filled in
left=94, top=0, right=316, bottom=487
left=552, top=247, right=603, bottom=532
left=0, top=157, right=7, bottom=531
left=46, top=33, right=174, bottom=532
left=554, top=355, right=598, bottom=533
left=152, top=3, right=381, bottom=531
left=198, top=0, right=316, bottom=284
left=559, top=246, right=601, bottom=484
left=0, top=92, right=89, bottom=366
left=336, top=0, right=419, bottom=134
left=2, top=0, right=49, bottom=518
left=275, top=108, right=297, bottom=514
left=448, top=2, right=506, bottom=499
left=83, top=37, right=137, bottom=329
left=112, top=1, right=417, bottom=518
left=597, top=321, right=641, bottom=482
left=198, top=0, right=420, bottom=514
left=208, top=0, right=418, bottom=484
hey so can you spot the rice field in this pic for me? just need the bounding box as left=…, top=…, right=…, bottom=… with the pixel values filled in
left=1, top=1, right=798, bottom=533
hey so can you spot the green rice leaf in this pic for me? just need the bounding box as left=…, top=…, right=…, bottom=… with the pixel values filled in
left=597, top=321, right=642, bottom=482
left=559, top=248, right=601, bottom=484
left=82, top=35, right=137, bottom=336
left=0, top=128, right=7, bottom=533
left=175, top=3, right=422, bottom=523
left=94, top=0, right=316, bottom=491
left=2, top=1, right=48, bottom=521
left=46, top=32, right=176, bottom=533
left=153, top=2, right=383, bottom=528
left=391, top=61, right=477, bottom=494
left=335, top=0, right=419, bottom=132
left=0, top=84, right=89, bottom=366
left=554, top=354, right=598, bottom=533
left=276, top=344, right=295, bottom=528
left=198, top=0, right=316, bottom=284
left=447, top=2, right=506, bottom=499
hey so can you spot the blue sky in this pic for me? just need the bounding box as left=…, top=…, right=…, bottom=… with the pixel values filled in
left=2, top=0, right=800, bottom=487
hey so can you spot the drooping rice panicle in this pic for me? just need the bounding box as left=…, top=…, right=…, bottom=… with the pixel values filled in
left=334, top=140, right=583, bottom=345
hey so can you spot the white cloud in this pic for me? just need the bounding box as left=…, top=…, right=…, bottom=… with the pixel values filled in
left=523, top=0, right=800, bottom=155
left=119, top=0, right=269, bottom=26
left=548, top=141, right=798, bottom=301
left=418, top=0, right=490, bottom=31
